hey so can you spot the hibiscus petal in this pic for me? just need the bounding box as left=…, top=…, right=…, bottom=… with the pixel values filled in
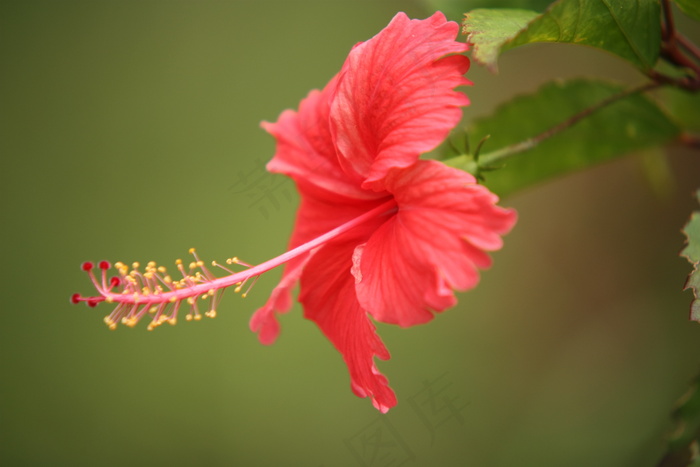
left=262, top=76, right=370, bottom=200
left=330, top=12, right=471, bottom=189
left=249, top=252, right=308, bottom=345
left=255, top=70, right=395, bottom=344
left=300, top=235, right=397, bottom=413
left=249, top=192, right=387, bottom=344
left=354, top=160, right=517, bottom=327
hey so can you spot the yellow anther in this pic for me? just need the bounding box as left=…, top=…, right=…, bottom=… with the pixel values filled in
left=132, top=262, right=140, bottom=269
left=189, top=262, right=197, bottom=270
left=196, top=261, right=204, bottom=267
left=109, top=323, right=117, bottom=330
left=149, top=306, right=157, bottom=314
left=158, top=266, right=167, bottom=273
left=115, top=262, right=125, bottom=269
left=141, top=288, right=150, bottom=296
left=186, top=314, right=193, bottom=321
left=187, top=297, right=195, bottom=305
left=169, top=296, right=177, bottom=303
left=168, top=318, right=177, bottom=325
left=206, top=310, right=217, bottom=318
left=133, top=292, right=140, bottom=303
left=175, top=259, right=182, bottom=265
left=189, top=248, right=196, bottom=254
left=147, top=261, right=156, bottom=268
left=194, top=315, right=202, bottom=321
left=106, top=296, right=114, bottom=303
left=164, top=275, right=172, bottom=283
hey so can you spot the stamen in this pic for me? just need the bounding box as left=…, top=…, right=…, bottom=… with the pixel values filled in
left=72, top=198, right=397, bottom=330
left=212, top=260, right=235, bottom=275
left=72, top=248, right=242, bottom=330
left=241, top=275, right=260, bottom=298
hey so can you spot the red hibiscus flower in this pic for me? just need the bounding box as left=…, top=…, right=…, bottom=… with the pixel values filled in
left=72, top=12, right=516, bottom=413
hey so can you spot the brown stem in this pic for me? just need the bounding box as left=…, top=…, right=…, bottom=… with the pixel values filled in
left=656, top=0, right=700, bottom=90
left=661, top=0, right=674, bottom=42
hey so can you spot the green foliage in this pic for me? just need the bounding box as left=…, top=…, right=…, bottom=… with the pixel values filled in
left=682, top=191, right=700, bottom=322
left=462, top=9, right=539, bottom=71
left=453, top=1, right=700, bottom=462
left=463, top=0, right=662, bottom=71
left=675, top=0, right=700, bottom=22
left=454, top=79, right=680, bottom=197
left=664, top=87, right=700, bottom=133
left=658, top=375, right=700, bottom=466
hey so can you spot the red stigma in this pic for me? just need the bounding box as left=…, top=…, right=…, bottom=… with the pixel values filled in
left=110, top=276, right=121, bottom=287
left=99, top=260, right=111, bottom=270
left=71, top=293, right=81, bottom=304
left=81, top=261, right=94, bottom=271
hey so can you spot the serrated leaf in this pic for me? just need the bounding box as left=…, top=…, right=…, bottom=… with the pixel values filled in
left=675, top=0, right=700, bottom=22
left=463, top=79, right=680, bottom=197
left=683, top=194, right=700, bottom=262
left=462, top=9, right=539, bottom=71
left=687, top=265, right=700, bottom=322
left=682, top=190, right=700, bottom=322
left=463, top=0, right=662, bottom=72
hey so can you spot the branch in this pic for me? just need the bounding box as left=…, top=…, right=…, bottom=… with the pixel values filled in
left=656, top=0, right=700, bottom=91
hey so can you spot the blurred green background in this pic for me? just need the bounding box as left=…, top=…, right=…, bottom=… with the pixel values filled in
left=2, top=1, right=700, bottom=465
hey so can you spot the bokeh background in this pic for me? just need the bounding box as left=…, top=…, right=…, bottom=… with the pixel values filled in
left=3, top=0, right=700, bottom=465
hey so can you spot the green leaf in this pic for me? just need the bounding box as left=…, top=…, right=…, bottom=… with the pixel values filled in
left=682, top=190, right=700, bottom=322
left=463, top=0, right=662, bottom=71
left=458, top=79, right=680, bottom=197
left=658, top=375, right=700, bottom=465
left=462, top=9, right=539, bottom=71
left=663, top=87, right=700, bottom=133
left=675, top=0, right=700, bottom=22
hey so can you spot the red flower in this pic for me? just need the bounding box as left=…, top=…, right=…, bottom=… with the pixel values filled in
left=250, top=12, right=516, bottom=412
left=72, top=12, right=516, bottom=412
